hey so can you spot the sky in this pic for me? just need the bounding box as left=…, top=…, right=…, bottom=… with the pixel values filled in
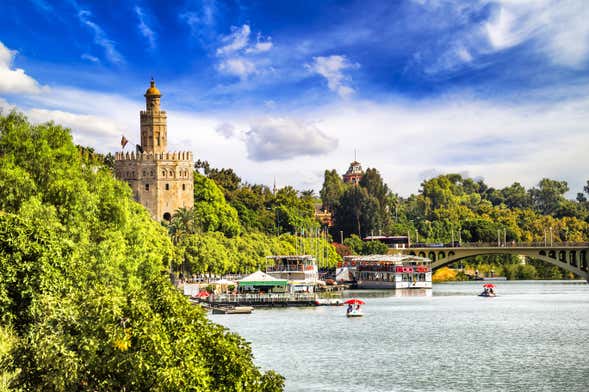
left=1, top=0, right=588, bottom=197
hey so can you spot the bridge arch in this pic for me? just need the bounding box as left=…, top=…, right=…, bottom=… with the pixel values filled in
left=397, top=246, right=588, bottom=281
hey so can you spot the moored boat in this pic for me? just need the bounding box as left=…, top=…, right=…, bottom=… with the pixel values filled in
left=341, top=254, right=432, bottom=289
left=212, top=306, right=254, bottom=314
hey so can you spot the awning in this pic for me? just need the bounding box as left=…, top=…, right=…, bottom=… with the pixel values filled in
left=238, top=270, right=288, bottom=287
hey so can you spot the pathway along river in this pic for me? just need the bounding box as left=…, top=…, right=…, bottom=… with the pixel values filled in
left=210, top=281, right=589, bottom=392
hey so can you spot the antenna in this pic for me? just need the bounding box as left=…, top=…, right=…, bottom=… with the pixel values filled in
left=354, top=148, right=357, bottom=161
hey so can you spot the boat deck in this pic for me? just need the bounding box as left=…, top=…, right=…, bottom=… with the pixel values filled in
left=204, top=293, right=318, bottom=307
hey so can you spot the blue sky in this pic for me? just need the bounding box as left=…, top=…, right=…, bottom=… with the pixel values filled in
left=1, top=0, right=588, bottom=195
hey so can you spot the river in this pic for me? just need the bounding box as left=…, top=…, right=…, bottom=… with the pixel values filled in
left=210, top=281, right=589, bottom=392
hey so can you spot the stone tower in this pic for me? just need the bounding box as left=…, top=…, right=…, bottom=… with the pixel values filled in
left=342, top=160, right=363, bottom=185
left=114, top=79, right=194, bottom=221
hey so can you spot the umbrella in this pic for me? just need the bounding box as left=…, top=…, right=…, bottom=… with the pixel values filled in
left=483, top=283, right=495, bottom=288
left=344, top=298, right=365, bottom=305
left=196, top=291, right=210, bottom=298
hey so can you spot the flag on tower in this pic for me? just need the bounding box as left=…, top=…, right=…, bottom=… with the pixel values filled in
left=121, top=136, right=128, bottom=148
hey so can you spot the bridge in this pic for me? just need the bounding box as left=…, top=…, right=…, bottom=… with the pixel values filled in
left=393, top=242, right=589, bottom=281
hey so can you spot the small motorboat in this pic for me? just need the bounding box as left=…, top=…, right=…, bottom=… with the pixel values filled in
left=478, top=283, right=497, bottom=297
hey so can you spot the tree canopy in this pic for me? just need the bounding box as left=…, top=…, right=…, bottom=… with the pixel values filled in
left=0, top=112, right=283, bottom=391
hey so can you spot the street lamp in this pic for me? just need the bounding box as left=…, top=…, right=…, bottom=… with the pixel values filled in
left=549, top=226, right=553, bottom=246
left=497, top=229, right=501, bottom=247
left=544, top=229, right=547, bottom=247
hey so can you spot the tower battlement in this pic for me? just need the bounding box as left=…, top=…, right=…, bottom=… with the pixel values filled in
left=115, top=151, right=194, bottom=162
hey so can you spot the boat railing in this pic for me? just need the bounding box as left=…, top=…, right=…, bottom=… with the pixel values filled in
left=266, top=265, right=306, bottom=272
left=207, top=292, right=317, bottom=304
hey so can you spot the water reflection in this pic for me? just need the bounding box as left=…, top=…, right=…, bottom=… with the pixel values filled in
left=343, top=288, right=432, bottom=298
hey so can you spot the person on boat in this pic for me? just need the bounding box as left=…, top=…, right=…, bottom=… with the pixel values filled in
left=489, top=287, right=495, bottom=295
left=347, top=304, right=353, bottom=314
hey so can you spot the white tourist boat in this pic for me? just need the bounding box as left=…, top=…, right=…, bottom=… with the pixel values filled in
left=266, top=255, right=321, bottom=293
left=340, top=254, right=432, bottom=289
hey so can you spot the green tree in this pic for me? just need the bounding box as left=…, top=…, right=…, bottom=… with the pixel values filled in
left=501, top=182, right=531, bottom=209
left=193, top=172, right=241, bottom=237
left=529, top=178, right=569, bottom=215
left=333, top=186, right=381, bottom=238
left=320, top=169, right=345, bottom=212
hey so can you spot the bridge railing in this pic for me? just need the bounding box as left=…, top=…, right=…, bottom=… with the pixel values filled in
left=409, top=241, right=589, bottom=249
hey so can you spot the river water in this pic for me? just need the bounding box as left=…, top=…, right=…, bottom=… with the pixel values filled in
left=210, top=281, right=589, bottom=392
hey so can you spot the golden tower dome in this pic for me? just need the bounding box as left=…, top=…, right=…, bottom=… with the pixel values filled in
left=144, top=78, right=161, bottom=97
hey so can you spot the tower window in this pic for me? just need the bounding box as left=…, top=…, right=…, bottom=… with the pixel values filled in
left=142, top=170, right=146, bottom=176
left=162, top=170, right=166, bottom=176
left=165, top=183, right=170, bottom=190
left=145, top=184, right=149, bottom=191
left=150, top=170, right=153, bottom=176
left=182, top=184, right=186, bottom=191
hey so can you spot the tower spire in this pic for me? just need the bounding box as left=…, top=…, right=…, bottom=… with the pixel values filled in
left=140, top=78, right=167, bottom=153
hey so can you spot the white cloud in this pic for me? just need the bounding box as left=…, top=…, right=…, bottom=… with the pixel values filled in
left=215, top=122, right=236, bottom=138
left=485, top=0, right=589, bottom=67
left=0, top=41, right=47, bottom=95
left=134, top=6, right=157, bottom=51
left=27, top=108, right=122, bottom=147
left=245, top=117, right=338, bottom=161
left=81, top=53, right=100, bottom=63
left=245, top=33, right=273, bottom=54
left=77, top=9, right=124, bottom=64
left=307, top=55, right=358, bottom=97
left=217, top=25, right=251, bottom=56
left=217, top=58, right=256, bottom=79
left=215, top=25, right=273, bottom=80
left=416, top=0, right=589, bottom=73
left=0, top=97, right=16, bottom=112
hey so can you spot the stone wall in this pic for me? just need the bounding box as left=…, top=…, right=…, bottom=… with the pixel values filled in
left=115, top=151, right=194, bottom=221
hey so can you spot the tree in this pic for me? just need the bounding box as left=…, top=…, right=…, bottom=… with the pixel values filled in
left=319, top=169, right=345, bottom=212
left=501, top=182, right=531, bottom=209
left=529, top=178, right=569, bottom=215
left=333, top=186, right=381, bottom=238
left=193, top=172, right=241, bottom=237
